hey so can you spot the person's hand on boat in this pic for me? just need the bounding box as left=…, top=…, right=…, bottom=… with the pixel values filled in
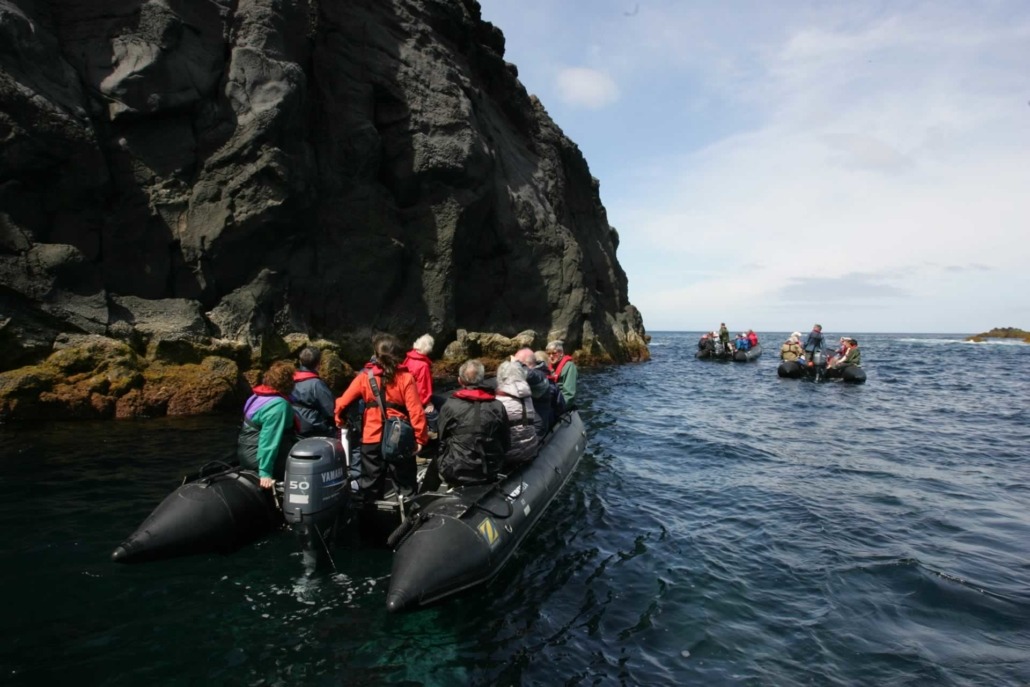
left=259, top=476, right=275, bottom=489
left=415, top=443, right=423, bottom=455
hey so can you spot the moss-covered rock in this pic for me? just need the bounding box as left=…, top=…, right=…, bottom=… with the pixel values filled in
left=0, top=335, right=144, bottom=420
left=140, top=357, right=243, bottom=417
left=0, top=323, right=634, bottom=421
left=966, top=327, right=1030, bottom=343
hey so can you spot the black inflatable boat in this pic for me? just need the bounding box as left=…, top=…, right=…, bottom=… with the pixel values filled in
left=112, top=436, right=351, bottom=564
left=732, top=344, right=762, bottom=362
left=777, top=350, right=866, bottom=384
left=112, top=411, right=586, bottom=612
left=384, top=410, right=586, bottom=612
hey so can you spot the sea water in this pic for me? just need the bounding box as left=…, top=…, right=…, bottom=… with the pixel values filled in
left=1, top=333, right=1027, bottom=685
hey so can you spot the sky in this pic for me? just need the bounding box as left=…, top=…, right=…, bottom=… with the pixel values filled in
left=476, top=0, right=1030, bottom=333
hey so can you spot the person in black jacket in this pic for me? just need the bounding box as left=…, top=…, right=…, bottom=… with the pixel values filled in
left=291, top=346, right=336, bottom=437
left=434, top=359, right=510, bottom=487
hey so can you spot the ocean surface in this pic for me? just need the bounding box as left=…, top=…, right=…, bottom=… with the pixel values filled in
left=1, top=332, right=1028, bottom=686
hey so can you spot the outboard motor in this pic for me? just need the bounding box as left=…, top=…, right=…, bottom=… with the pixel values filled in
left=283, top=435, right=351, bottom=571
left=283, top=436, right=350, bottom=529
left=811, top=349, right=827, bottom=381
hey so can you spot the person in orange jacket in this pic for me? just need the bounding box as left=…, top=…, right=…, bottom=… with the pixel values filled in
left=335, top=334, right=428, bottom=500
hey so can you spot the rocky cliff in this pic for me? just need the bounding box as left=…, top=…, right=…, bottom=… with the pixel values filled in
left=0, top=0, right=649, bottom=420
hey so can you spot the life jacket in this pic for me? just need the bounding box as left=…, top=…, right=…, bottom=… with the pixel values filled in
left=780, top=341, right=802, bottom=361
left=548, top=355, right=573, bottom=383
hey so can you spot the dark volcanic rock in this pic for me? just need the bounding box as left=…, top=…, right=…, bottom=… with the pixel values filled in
left=0, top=0, right=649, bottom=419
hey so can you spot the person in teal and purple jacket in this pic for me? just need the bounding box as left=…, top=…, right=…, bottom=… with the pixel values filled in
left=237, top=361, right=299, bottom=489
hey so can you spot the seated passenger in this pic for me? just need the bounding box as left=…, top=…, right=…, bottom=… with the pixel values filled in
left=701, top=335, right=717, bottom=356
left=535, top=349, right=568, bottom=420
left=747, top=329, right=759, bottom=348
left=237, top=361, right=299, bottom=490
left=495, top=360, right=541, bottom=471
left=734, top=333, right=751, bottom=351
left=291, top=346, right=336, bottom=437
left=831, top=338, right=861, bottom=368
left=545, top=340, right=578, bottom=410
left=513, top=348, right=553, bottom=436
left=434, top=359, right=510, bottom=486
left=780, top=333, right=804, bottom=362
left=826, top=337, right=847, bottom=366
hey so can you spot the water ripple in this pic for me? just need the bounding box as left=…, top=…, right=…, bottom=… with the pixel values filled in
left=2, top=334, right=1029, bottom=685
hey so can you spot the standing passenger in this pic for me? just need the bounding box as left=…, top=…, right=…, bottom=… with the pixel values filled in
left=403, top=334, right=435, bottom=413
left=334, top=335, right=428, bottom=500
left=404, top=334, right=439, bottom=438
left=780, top=333, right=804, bottom=362
left=291, top=346, right=336, bottom=437
left=804, top=324, right=825, bottom=358
left=238, top=362, right=298, bottom=489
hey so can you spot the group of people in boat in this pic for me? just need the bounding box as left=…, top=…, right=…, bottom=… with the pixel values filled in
left=779, top=324, right=861, bottom=369
left=697, top=323, right=760, bottom=356
left=236, top=335, right=579, bottom=505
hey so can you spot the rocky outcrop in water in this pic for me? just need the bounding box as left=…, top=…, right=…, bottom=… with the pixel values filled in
left=0, top=0, right=648, bottom=420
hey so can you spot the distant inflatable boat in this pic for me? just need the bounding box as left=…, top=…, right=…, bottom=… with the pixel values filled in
left=824, top=365, right=867, bottom=384
left=696, top=344, right=733, bottom=361
left=732, top=344, right=762, bottom=362
left=777, top=352, right=866, bottom=384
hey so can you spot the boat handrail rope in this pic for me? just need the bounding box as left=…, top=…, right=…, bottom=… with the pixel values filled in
left=471, top=483, right=515, bottom=520
left=182, top=458, right=238, bottom=486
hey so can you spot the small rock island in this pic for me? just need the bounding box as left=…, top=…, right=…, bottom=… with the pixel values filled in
left=965, top=328, right=1030, bottom=343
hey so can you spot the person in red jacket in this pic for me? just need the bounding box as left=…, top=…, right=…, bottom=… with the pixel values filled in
left=403, top=334, right=435, bottom=410
left=335, top=334, right=428, bottom=499
left=403, top=334, right=439, bottom=440
left=747, top=330, right=759, bottom=348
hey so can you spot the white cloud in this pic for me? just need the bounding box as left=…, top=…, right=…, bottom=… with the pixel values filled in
left=477, top=1, right=1030, bottom=331
left=607, top=7, right=1030, bottom=331
left=554, top=67, right=620, bottom=109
